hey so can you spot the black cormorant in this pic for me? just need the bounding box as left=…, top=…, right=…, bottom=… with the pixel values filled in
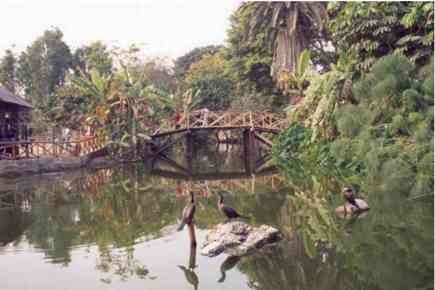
left=177, top=192, right=196, bottom=231
left=217, top=192, right=248, bottom=221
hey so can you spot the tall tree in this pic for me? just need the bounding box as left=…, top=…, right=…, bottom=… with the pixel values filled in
left=184, top=53, right=234, bottom=110
left=142, top=59, right=176, bottom=92
left=16, top=28, right=72, bottom=111
left=174, top=45, right=222, bottom=82
left=72, top=41, right=113, bottom=77
left=0, top=49, right=17, bottom=93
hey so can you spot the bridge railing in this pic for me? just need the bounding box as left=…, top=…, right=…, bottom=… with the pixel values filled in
left=157, top=111, right=290, bottom=134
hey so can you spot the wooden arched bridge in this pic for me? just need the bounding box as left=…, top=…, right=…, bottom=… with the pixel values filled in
left=149, top=111, right=290, bottom=174
left=152, top=110, right=290, bottom=138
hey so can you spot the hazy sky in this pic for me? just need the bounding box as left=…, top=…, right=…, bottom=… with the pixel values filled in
left=0, top=0, right=241, bottom=59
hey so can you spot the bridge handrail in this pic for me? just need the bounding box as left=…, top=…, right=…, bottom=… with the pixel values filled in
left=159, top=110, right=290, bottom=133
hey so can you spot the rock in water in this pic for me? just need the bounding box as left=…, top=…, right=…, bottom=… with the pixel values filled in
left=201, top=221, right=280, bottom=257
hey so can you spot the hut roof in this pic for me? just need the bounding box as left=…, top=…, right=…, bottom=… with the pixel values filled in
left=0, top=87, right=32, bottom=109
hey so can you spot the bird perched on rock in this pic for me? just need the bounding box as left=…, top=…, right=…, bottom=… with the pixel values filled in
left=178, top=192, right=196, bottom=231
left=217, top=192, right=249, bottom=222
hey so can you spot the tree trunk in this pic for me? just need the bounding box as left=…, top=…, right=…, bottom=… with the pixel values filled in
left=272, top=25, right=307, bottom=89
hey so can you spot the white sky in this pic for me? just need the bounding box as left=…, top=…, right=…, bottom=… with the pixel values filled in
left=0, top=0, right=241, bottom=60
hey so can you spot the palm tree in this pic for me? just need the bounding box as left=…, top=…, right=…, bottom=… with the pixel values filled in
left=240, top=2, right=327, bottom=88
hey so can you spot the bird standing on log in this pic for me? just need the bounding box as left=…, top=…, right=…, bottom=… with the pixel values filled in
left=217, top=192, right=249, bottom=222
left=178, top=192, right=196, bottom=231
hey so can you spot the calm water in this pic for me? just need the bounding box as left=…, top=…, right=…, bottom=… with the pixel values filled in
left=0, top=143, right=433, bottom=290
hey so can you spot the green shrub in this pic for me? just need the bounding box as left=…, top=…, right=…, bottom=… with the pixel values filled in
left=408, top=112, right=423, bottom=124
left=336, top=105, right=373, bottom=137
left=353, top=55, right=414, bottom=103
left=413, top=124, right=431, bottom=143
left=390, top=115, right=409, bottom=135
left=401, top=88, right=420, bottom=111
left=411, top=174, right=434, bottom=196
left=329, top=138, right=354, bottom=167
left=417, top=152, right=434, bottom=175
left=380, top=158, right=416, bottom=196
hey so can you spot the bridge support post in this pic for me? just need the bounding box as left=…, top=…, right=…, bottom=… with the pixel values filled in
left=243, top=129, right=257, bottom=174
left=185, top=131, right=194, bottom=175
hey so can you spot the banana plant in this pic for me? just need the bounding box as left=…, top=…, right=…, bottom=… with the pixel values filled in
left=71, top=68, right=114, bottom=134
left=286, top=49, right=311, bottom=101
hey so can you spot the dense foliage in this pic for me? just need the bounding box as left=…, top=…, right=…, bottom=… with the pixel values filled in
left=173, top=45, right=222, bottom=82
left=274, top=54, right=434, bottom=198
left=328, top=2, right=434, bottom=72
left=184, top=53, right=234, bottom=110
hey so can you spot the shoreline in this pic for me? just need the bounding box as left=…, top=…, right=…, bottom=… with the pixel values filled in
left=0, top=149, right=115, bottom=178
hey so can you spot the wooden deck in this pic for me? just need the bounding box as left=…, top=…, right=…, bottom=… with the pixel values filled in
left=0, top=135, right=105, bottom=160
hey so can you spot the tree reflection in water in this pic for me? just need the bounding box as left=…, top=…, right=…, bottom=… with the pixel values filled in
left=96, top=246, right=151, bottom=284
left=0, top=148, right=431, bottom=290
left=234, top=174, right=433, bottom=290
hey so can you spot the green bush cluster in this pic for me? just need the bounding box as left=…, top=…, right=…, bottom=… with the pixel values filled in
left=274, top=55, right=434, bottom=198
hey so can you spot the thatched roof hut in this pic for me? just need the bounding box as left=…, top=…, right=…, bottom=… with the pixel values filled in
left=0, top=87, right=32, bottom=141
left=0, top=87, right=32, bottom=109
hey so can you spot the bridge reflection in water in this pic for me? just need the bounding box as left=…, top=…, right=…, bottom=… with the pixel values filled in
left=0, top=142, right=283, bottom=260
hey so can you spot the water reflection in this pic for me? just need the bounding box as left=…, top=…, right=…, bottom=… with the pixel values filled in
left=218, top=255, right=241, bottom=283
left=178, top=224, right=199, bottom=290
left=0, top=209, right=31, bottom=247
left=96, top=247, right=151, bottom=283
left=238, top=238, right=341, bottom=290
left=0, top=142, right=432, bottom=290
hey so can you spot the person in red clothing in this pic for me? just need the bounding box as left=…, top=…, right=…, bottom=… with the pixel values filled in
left=174, top=111, right=182, bottom=129
left=199, top=182, right=209, bottom=197
left=176, top=182, right=184, bottom=198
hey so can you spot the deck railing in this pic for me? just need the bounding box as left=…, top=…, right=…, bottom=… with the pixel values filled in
left=0, top=135, right=106, bottom=160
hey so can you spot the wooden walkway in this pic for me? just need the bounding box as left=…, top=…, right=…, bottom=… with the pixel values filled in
left=0, top=135, right=105, bottom=160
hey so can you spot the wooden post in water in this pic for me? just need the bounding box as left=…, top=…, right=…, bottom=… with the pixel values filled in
left=185, top=131, right=194, bottom=175
left=243, top=128, right=257, bottom=174
left=188, top=223, right=197, bottom=248
left=143, top=142, right=153, bottom=173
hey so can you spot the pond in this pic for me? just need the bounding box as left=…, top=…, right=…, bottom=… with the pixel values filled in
left=0, top=143, right=433, bottom=290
